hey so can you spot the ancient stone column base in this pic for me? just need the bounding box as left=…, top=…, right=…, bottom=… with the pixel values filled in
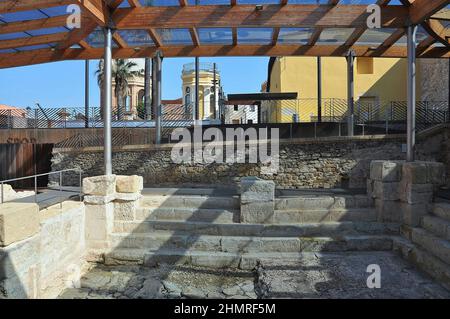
left=240, top=177, right=275, bottom=224
left=369, top=160, right=445, bottom=228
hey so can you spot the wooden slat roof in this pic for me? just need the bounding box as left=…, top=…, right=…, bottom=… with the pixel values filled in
left=0, top=0, right=448, bottom=68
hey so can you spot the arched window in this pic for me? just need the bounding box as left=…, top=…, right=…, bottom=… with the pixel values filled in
left=185, top=87, right=191, bottom=112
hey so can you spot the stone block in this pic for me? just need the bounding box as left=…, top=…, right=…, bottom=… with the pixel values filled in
left=375, top=199, right=402, bottom=223
left=425, top=162, right=446, bottom=186
left=402, top=203, right=429, bottom=227
left=399, top=182, right=433, bottom=205
left=240, top=177, right=275, bottom=204
left=116, top=175, right=143, bottom=194
left=82, top=175, right=116, bottom=196
left=370, top=160, right=403, bottom=182
left=115, top=192, right=141, bottom=202
left=373, top=181, right=400, bottom=201
left=85, top=203, right=114, bottom=245
left=114, top=200, right=138, bottom=221
left=402, top=162, right=428, bottom=184
left=0, top=235, right=41, bottom=298
left=84, top=194, right=115, bottom=205
left=0, top=203, right=40, bottom=247
left=241, top=202, right=275, bottom=224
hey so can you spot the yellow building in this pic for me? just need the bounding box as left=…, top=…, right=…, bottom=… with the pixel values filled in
left=263, top=56, right=447, bottom=123
left=181, top=62, right=221, bottom=120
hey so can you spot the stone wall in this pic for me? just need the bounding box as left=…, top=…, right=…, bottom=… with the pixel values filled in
left=0, top=202, right=86, bottom=299
left=51, top=130, right=448, bottom=189
left=419, top=59, right=449, bottom=102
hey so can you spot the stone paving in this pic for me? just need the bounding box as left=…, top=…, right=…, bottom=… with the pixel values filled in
left=58, top=251, right=450, bottom=299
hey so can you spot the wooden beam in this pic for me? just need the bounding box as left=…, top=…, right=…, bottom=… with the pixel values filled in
left=1, top=44, right=448, bottom=69
left=108, top=0, right=124, bottom=10
left=344, top=28, right=366, bottom=47
left=371, top=28, right=406, bottom=55
left=0, top=32, right=69, bottom=50
left=75, top=0, right=108, bottom=26
left=308, top=28, right=323, bottom=46
left=58, top=17, right=97, bottom=49
left=112, top=5, right=410, bottom=29
left=272, top=28, right=280, bottom=46
left=189, top=28, right=200, bottom=46
left=376, top=0, right=391, bottom=6
left=128, top=0, right=140, bottom=7
left=0, top=0, right=73, bottom=13
left=232, top=28, right=238, bottom=46
left=416, top=35, right=436, bottom=55
left=410, top=0, right=448, bottom=24
left=113, top=32, right=127, bottom=48
left=0, top=15, right=69, bottom=34
left=147, top=28, right=162, bottom=47
left=422, top=19, right=450, bottom=47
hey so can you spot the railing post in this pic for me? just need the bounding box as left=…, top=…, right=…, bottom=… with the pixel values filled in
left=1, top=182, right=4, bottom=204
left=79, top=170, right=82, bottom=202
left=34, top=176, right=37, bottom=203
left=59, top=171, right=63, bottom=209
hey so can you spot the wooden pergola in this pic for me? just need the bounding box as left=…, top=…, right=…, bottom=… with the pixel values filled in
left=0, top=0, right=448, bottom=69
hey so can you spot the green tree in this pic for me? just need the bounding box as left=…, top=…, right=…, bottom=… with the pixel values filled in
left=96, top=59, right=143, bottom=120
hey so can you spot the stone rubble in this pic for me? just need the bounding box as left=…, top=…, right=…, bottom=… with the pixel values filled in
left=58, top=251, right=450, bottom=299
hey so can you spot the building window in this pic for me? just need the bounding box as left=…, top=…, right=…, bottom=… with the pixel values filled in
left=185, top=87, right=191, bottom=108
left=234, top=105, right=239, bottom=111
left=250, top=105, right=256, bottom=112
left=357, top=57, right=374, bottom=74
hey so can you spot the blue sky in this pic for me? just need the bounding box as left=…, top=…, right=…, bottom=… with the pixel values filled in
left=0, top=57, right=269, bottom=108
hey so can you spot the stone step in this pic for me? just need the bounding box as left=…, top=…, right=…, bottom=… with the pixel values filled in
left=272, top=208, right=377, bottom=224
left=113, top=220, right=400, bottom=237
left=422, top=215, right=450, bottom=241
left=411, top=228, right=450, bottom=265
left=110, top=233, right=393, bottom=253
left=275, top=195, right=373, bottom=211
left=135, top=207, right=239, bottom=223
left=105, top=243, right=395, bottom=269
left=393, top=237, right=450, bottom=291
left=433, top=202, right=450, bottom=222
left=139, top=195, right=240, bottom=210
left=135, top=207, right=376, bottom=224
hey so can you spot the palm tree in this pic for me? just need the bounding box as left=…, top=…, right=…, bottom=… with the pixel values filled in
left=96, top=59, right=143, bottom=120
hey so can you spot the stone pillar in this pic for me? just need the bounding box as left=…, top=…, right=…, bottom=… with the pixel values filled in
left=83, top=175, right=144, bottom=254
left=240, top=177, right=275, bottom=224
left=83, top=175, right=117, bottom=251
left=368, top=160, right=446, bottom=228
left=114, top=175, right=144, bottom=222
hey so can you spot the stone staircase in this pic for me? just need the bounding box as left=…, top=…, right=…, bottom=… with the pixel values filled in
left=394, top=201, right=450, bottom=289
left=105, top=189, right=400, bottom=269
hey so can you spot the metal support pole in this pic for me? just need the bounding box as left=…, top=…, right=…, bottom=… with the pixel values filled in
left=448, top=58, right=450, bottom=122
left=407, top=25, right=417, bottom=162
left=103, top=27, right=113, bottom=175
left=195, top=57, right=200, bottom=121
left=317, top=56, right=322, bottom=123
left=346, top=50, right=355, bottom=136
left=145, top=57, right=152, bottom=120
left=85, top=60, right=90, bottom=128
left=153, top=51, right=162, bottom=144
left=213, top=63, right=217, bottom=119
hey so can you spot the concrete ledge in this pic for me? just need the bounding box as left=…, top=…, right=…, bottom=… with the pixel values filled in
left=0, top=203, right=40, bottom=247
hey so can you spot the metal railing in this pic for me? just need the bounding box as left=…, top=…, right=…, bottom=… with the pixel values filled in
left=0, top=169, right=83, bottom=208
